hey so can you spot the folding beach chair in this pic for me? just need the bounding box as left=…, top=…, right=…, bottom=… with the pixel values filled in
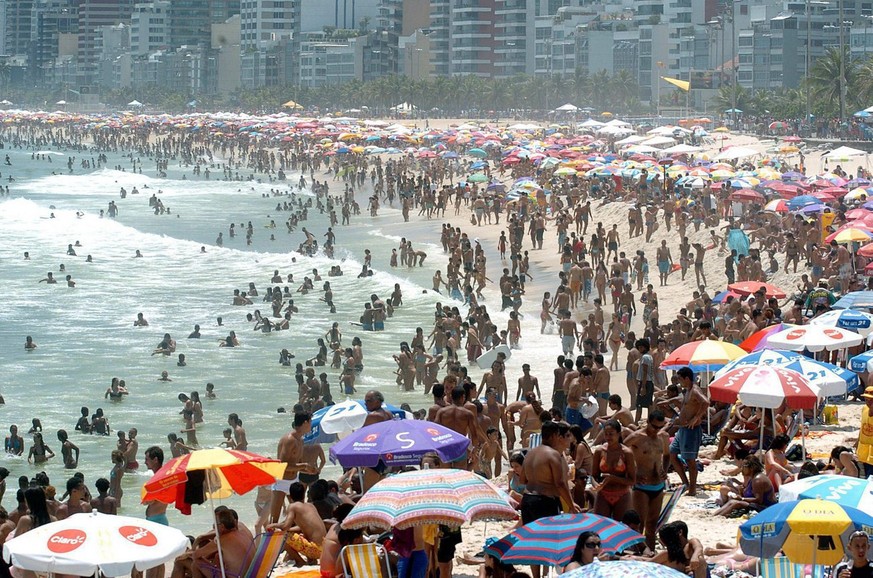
left=760, top=557, right=827, bottom=578
left=341, top=543, right=393, bottom=578
left=657, top=484, right=686, bottom=531
left=528, top=433, right=542, bottom=448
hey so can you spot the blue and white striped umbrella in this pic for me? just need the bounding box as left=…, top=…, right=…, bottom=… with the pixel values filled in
left=716, top=349, right=859, bottom=397
left=304, top=399, right=410, bottom=444
left=809, top=309, right=873, bottom=336
left=849, top=350, right=873, bottom=373
left=779, top=475, right=873, bottom=511
left=833, top=291, right=873, bottom=310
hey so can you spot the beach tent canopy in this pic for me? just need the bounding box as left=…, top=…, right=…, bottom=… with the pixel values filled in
left=615, top=135, right=647, bottom=146
left=127, top=100, right=143, bottom=107
left=661, top=143, right=703, bottom=154
left=390, top=102, right=417, bottom=112
left=823, top=146, right=866, bottom=159
left=55, top=100, right=66, bottom=105
left=579, top=118, right=604, bottom=128
left=282, top=100, right=303, bottom=109
left=714, top=146, right=759, bottom=160
left=554, top=103, right=579, bottom=112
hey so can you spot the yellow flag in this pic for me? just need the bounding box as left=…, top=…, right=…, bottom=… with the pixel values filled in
left=661, top=76, right=690, bottom=91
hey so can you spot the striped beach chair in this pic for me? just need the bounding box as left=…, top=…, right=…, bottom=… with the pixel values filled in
left=341, top=543, right=392, bottom=578
left=657, top=485, right=686, bottom=531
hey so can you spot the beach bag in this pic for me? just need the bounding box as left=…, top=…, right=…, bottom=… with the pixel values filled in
left=785, top=443, right=806, bottom=462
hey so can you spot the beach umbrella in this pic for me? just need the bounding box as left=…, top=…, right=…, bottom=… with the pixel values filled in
left=562, top=560, right=688, bottom=578
left=712, top=289, right=742, bottom=303
left=729, top=189, right=765, bottom=202
left=834, top=291, right=873, bottom=310
left=485, top=514, right=644, bottom=566
left=141, top=448, right=285, bottom=578
left=468, top=172, right=488, bottom=183
left=3, top=511, right=188, bottom=577
left=340, top=469, right=516, bottom=529
left=809, top=309, right=873, bottom=336
left=708, top=366, right=819, bottom=410
left=728, top=281, right=787, bottom=299
left=846, top=188, right=870, bottom=203
left=827, top=227, right=873, bottom=244
left=716, top=349, right=858, bottom=397
left=846, top=208, right=871, bottom=220
left=787, top=195, right=820, bottom=210
left=850, top=350, right=873, bottom=373
left=468, top=148, right=487, bottom=158
left=738, top=323, right=796, bottom=352
left=659, top=340, right=747, bottom=371
left=764, top=199, right=790, bottom=213
left=769, top=121, right=790, bottom=130
left=739, top=499, right=873, bottom=565
left=304, top=399, right=410, bottom=443
left=780, top=475, right=873, bottom=511
left=767, top=326, right=863, bottom=352
left=329, top=420, right=470, bottom=468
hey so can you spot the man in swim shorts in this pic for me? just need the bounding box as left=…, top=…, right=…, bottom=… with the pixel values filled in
left=270, top=412, right=318, bottom=523
left=268, top=482, right=326, bottom=565
left=669, top=367, right=708, bottom=496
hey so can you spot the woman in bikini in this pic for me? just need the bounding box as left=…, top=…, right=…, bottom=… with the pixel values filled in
left=540, top=292, right=553, bottom=333
left=591, top=420, right=635, bottom=521
left=606, top=314, right=623, bottom=371
left=713, top=455, right=776, bottom=517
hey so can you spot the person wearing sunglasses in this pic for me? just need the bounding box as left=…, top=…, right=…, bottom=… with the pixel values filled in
left=564, top=531, right=602, bottom=573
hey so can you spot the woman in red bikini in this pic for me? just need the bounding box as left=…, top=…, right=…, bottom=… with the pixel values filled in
left=591, top=420, right=636, bottom=520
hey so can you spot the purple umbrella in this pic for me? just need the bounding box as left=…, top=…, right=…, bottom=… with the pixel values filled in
left=329, top=420, right=470, bottom=468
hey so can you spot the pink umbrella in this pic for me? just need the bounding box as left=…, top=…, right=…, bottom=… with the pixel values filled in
left=709, top=366, right=819, bottom=410
left=846, top=208, right=872, bottom=220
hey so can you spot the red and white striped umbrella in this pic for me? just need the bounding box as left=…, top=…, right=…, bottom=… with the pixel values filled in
left=708, top=365, right=820, bottom=409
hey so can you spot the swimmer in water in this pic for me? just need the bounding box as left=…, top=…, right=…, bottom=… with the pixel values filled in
left=105, top=380, right=129, bottom=399
left=151, top=333, right=175, bottom=355
left=158, top=371, right=172, bottom=382
left=188, top=324, right=201, bottom=338
left=134, top=250, right=143, bottom=258
left=134, top=312, right=149, bottom=327
left=57, top=430, right=79, bottom=469
left=38, top=272, right=56, bottom=284
left=24, top=336, right=36, bottom=350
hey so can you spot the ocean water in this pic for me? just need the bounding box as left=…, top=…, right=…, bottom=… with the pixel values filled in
left=0, top=146, right=467, bottom=533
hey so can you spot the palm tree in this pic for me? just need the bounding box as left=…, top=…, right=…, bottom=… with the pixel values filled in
left=589, top=70, right=611, bottom=110
left=572, top=68, right=591, bottom=105
left=609, top=69, right=639, bottom=113
left=808, top=46, right=856, bottom=118
left=711, top=83, right=749, bottom=114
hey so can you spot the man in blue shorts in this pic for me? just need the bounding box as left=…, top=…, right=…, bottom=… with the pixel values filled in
left=668, top=367, right=709, bottom=496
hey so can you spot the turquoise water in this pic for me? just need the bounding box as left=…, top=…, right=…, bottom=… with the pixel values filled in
left=0, top=145, right=460, bottom=534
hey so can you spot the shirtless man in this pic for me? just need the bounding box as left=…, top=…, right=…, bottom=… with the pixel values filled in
left=516, top=364, right=541, bottom=402
left=56, top=476, right=89, bottom=519
left=171, top=510, right=254, bottom=578
left=592, top=395, right=635, bottom=443
left=668, top=367, right=709, bottom=496
left=228, top=414, right=248, bottom=451
left=558, top=311, right=580, bottom=356
left=483, top=387, right=509, bottom=451
left=427, top=383, right=448, bottom=422
left=519, top=420, right=580, bottom=578
left=480, top=361, right=508, bottom=403
left=656, top=240, right=673, bottom=287
left=592, top=354, right=611, bottom=416
left=269, top=413, right=318, bottom=524
left=269, top=482, right=326, bottom=565
left=435, top=387, right=483, bottom=470
left=625, top=410, right=669, bottom=550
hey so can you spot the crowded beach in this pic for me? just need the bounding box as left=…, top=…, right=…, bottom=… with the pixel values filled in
left=3, top=108, right=873, bottom=578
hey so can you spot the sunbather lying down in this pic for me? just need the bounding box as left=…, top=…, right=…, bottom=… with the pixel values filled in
left=705, top=543, right=759, bottom=574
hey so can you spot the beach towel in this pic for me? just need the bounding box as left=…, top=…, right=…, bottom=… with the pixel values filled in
left=727, top=228, right=750, bottom=258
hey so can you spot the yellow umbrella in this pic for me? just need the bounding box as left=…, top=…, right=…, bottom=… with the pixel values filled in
left=714, top=127, right=730, bottom=133
left=282, top=100, right=303, bottom=109
left=832, top=227, right=873, bottom=244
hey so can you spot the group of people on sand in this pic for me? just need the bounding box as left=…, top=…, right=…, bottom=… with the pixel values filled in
left=13, top=113, right=873, bottom=578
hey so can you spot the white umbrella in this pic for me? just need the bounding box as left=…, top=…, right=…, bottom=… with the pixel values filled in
left=808, top=309, right=873, bottom=337
left=766, top=325, right=863, bottom=352
left=128, top=100, right=143, bottom=107
left=3, top=511, right=188, bottom=576
left=55, top=100, right=66, bottom=105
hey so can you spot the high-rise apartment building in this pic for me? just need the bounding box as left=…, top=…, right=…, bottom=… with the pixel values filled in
left=78, top=0, right=134, bottom=85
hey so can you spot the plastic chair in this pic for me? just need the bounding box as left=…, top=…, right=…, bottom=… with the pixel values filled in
left=341, top=543, right=393, bottom=578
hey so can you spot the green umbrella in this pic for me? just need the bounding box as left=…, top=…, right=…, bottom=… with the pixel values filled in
left=468, top=173, right=488, bottom=183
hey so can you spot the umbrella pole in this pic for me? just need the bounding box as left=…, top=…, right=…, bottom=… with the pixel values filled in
left=207, top=475, right=228, bottom=578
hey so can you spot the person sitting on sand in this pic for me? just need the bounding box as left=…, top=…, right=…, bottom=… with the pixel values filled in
left=713, top=455, right=776, bottom=517
left=267, top=481, right=325, bottom=566
left=170, top=509, right=253, bottom=578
